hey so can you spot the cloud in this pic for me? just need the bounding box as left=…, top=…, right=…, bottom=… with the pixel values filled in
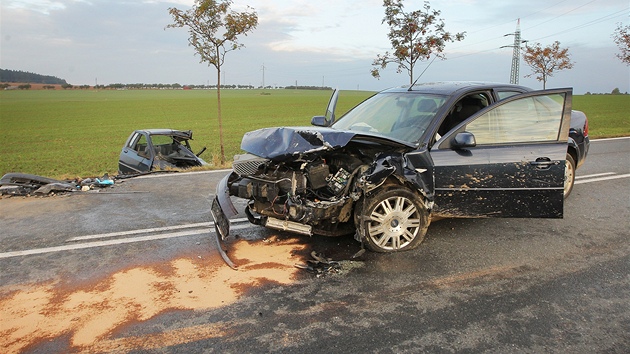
left=5, top=0, right=68, bottom=14
left=1, top=0, right=627, bottom=92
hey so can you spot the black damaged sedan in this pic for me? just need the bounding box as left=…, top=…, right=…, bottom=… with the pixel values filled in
left=212, top=82, right=589, bottom=258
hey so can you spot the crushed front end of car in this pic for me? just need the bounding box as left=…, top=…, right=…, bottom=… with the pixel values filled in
left=211, top=126, right=435, bottom=268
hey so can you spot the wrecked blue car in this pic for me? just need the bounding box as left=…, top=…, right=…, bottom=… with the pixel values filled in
left=212, top=82, right=589, bottom=259
left=118, top=129, right=207, bottom=175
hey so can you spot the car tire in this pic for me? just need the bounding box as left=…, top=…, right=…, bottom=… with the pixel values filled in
left=358, top=186, right=429, bottom=253
left=564, top=153, right=576, bottom=199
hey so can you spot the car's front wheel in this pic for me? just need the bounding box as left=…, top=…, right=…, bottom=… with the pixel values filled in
left=358, top=186, right=429, bottom=253
left=564, top=153, right=576, bottom=199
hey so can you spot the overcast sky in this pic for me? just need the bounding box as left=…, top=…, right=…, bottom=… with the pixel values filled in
left=1, top=0, right=628, bottom=93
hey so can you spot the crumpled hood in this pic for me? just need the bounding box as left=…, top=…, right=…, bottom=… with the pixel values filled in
left=240, top=126, right=411, bottom=161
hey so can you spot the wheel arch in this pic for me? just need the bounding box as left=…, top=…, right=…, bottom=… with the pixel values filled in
left=365, top=176, right=428, bottom=203
left=567, top=138, right=578, bottom=165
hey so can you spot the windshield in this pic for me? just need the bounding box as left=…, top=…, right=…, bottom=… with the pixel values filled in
left=332, top=92, right=447, bottom=143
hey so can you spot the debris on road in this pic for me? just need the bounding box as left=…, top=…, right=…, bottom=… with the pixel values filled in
left=0, top=172, right=116, bottom=197
left=294, top=251, right=343, bottom=277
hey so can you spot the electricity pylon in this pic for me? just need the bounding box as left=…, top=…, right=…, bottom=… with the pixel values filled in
left=502, top=19, right=527, bottom=85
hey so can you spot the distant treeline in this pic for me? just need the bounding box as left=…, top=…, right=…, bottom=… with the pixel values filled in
left=0, top=70, right=335, bottom=90
left=96, top=83, right=333, bottom=90
left=584, top=88, right=628, bottom=95
left=284, top=86, right=333, bottom=90
left=0, top=69, right=68, bottom=85
left=1, top=81, right=336, bottom=90
left=101, top=83, right=259, bottom=90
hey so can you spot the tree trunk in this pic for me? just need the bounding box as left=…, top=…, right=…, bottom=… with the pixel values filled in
left=216, top=63, right=225, bottom=165
left=409, top=35, right=414, bottom=86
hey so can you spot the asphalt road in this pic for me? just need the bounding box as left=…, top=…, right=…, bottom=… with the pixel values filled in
left=1, top=138, right=629, bottom=353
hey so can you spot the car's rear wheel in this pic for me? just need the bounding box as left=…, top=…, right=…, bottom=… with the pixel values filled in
left=358, top=186, right=429, bottom=253
left=564, top=153, right=576, bottom=199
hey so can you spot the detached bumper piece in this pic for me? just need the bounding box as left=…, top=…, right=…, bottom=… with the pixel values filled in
left=210, top=197, right=237, bottom=269
left=210, top=173, right=240, bottom=269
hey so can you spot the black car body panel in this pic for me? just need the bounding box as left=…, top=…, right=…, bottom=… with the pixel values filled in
left=211, top=82, right=589, bottom=261
left=118, top=129, right=207, bottom=175
left=429, top=87, right=574, bottom=218
left=568, top=110, right=590, bottom=168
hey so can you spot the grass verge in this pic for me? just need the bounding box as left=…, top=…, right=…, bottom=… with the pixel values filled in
left=0, top=89, right=627, bottom=179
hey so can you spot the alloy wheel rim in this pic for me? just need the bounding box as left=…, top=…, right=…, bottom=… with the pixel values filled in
left=368, top=196, right=421, bottom=250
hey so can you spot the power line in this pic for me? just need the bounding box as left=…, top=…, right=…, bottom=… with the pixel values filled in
left=529, top=7, right=629, bottom=42
left=450, top=1, right=624, bottom=53
left=446, top=7, right=628, bottom=62
left=525, top=0, right=598, bottom=31
left=458, top=0, right=572, bottom=37
left=449, top=0, right=573, bottom=50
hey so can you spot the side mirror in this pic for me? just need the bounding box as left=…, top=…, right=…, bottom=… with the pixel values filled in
left=311, top=115, right=329, bottom=127
left=311, top=89, right=339, bottom=127
left=452, top=131, right=476, bottom=149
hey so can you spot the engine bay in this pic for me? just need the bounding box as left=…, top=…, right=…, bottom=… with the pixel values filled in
left=228, top=145, right=384, bottom=236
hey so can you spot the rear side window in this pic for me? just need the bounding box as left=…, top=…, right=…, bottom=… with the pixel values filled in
left=497, top=91, right=521, bottom=100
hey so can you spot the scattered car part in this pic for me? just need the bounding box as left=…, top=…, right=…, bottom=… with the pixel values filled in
left=294, top=251, right=342, bottom=276
left=0, top=173, right=115, bottom=196
left=0, top=173, right=63, bottom=188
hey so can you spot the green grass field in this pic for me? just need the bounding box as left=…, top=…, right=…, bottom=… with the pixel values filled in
left=571, top=95, right=630, bottom=138
left=0, top=89, right=373, bottom=179
left=1, top=89, right=628, bottom=180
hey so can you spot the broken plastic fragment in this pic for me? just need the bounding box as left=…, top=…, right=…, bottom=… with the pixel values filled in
left=294, top=251, right=341, bottom=276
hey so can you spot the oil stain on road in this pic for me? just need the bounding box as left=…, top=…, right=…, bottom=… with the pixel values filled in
left=0, top=236, right=307, bottom=353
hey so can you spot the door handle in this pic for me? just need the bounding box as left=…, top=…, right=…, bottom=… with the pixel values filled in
left=530, top=157, right=556, bottom=170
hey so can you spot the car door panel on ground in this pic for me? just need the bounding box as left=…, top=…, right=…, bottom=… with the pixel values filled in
left=430, top=89, right=572, bottom=219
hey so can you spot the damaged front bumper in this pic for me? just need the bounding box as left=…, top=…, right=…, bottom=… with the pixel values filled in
left=210, top=173, right=239, bottom=269
left=210, top=171, right=318, bottom=269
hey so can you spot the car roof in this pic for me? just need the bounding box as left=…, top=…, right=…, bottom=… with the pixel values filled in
left=381, top=81, right=531, bottom=95
left=136, top=129, right=194, bottom=139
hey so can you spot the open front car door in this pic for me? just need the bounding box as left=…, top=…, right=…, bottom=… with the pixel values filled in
left=430, top=88, right=572, bottom=218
